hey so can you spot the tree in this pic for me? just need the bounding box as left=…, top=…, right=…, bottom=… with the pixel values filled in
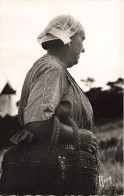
left=107, top=78, right=124, bottom=93
left=81, top=77, right=95, bottom=90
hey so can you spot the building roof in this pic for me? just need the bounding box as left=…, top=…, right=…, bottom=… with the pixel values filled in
left=0, top=82, right=16, bottom=95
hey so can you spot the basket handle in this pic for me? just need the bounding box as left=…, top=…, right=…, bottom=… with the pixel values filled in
left=48, top=116, right=100, bottom=171
left=48, top=116, right=81, bottom=153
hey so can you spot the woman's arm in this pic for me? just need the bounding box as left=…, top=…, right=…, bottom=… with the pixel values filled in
left=26, top=118, right=97, bottom=153
left=26, top=118, right=73, bottom=144
left=26, top=118, right=54, bottom=144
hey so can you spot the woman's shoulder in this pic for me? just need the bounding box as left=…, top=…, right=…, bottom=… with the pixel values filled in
left=33, top=54, right=63, bottom=73
left=25, top=54, right=64, bottom=83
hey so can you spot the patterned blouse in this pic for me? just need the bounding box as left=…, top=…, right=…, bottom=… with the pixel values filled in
left=11, top=54, right=93, bottom=144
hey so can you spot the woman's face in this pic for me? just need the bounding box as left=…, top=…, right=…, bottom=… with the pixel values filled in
left=68, top=30, right=85, bottom=67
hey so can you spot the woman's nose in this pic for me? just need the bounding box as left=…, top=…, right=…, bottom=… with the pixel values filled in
left=82, top=44, right=85, bottom=53
left=82, top=47, right=85, bottom=53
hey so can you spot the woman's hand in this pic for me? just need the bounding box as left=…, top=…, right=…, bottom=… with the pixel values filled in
left=59, top=122, right=98, bottom=154
left=79, top=129, right=98, bottom=154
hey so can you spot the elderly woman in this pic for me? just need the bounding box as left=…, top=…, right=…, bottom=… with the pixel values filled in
left=0, top=15, right=99, bottom=194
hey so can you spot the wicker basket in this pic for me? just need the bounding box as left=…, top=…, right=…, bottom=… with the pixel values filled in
left=0, top=116, right=99, bottom=194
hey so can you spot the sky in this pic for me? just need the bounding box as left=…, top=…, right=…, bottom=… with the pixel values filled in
left=0, top=0, right=123, bottom=98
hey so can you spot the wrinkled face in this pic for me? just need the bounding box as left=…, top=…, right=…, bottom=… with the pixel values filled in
left=68, top=30, right=85, bottom=67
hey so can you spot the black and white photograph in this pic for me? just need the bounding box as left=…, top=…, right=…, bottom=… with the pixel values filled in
left=0, top=0, right=123, bottom=195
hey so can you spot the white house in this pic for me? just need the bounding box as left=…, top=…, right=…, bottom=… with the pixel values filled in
left=0, top=81, right=18, bottom=117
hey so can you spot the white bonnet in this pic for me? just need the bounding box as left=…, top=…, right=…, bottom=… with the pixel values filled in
left=37, top=15, right=84, bottom=47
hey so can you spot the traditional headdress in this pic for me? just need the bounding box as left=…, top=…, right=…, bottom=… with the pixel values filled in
left=37, top=15, right=84, bottom=48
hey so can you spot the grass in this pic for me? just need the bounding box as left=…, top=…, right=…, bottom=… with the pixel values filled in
left=93, top=119, right=123, bottom=195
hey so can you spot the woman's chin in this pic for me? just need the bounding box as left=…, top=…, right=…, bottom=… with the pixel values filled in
left=68, top=59, right=79, bottom=67
left=74, top=59, right=79, bottom=65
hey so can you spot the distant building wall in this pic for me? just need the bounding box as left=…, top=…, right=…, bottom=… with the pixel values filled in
left=0, top=95, right=18, bottom=117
